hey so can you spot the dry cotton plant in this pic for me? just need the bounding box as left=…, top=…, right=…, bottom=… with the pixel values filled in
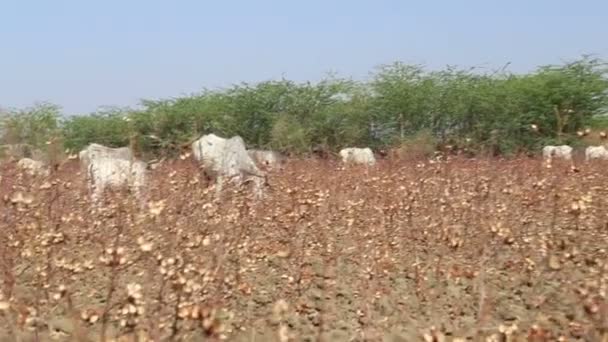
left=0, top=155, right=608, bottom=341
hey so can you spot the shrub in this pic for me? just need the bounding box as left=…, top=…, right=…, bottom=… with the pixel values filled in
left=3, top=56, right=607, bottom=158
left=0, top=102, right=61, bottom=148
left=390, top=129, right=438, bottom=160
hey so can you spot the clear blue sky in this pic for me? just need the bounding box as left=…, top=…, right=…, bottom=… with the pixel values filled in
left=1, top=0, right=607, bottom=115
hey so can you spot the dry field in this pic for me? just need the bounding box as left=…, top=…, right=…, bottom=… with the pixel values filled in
left=1, top=156, right=608, bottom=341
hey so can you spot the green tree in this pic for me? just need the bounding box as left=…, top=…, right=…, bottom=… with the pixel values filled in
left=519, top=56, right=608, bottom=140
left=371, top=62, right=434, bottom=141
left=0, top=102, right=61, bottom=148
left=6, top=56, right=607, bottom=158
left=62, top=106, right=132, bottom=151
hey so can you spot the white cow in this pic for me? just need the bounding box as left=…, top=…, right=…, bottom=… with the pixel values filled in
left=78, top=143, right=146, bottom=205
left=17, top=158, right=49, bottom=177
left=86, top=157, right=147, bottom=205
left=248, top=149, right=282, bottom=170
left=542, top=145, right=573, bottom=161
left=339, top=147, right=376, bottom=166
left=79, top=143, right=133, bottom=168
left=191, top=134, right=266, bottom=197
left=585, top=145, right=608, bottom=161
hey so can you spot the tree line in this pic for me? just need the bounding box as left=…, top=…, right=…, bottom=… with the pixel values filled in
left=2, top=56, right=607, bottom=159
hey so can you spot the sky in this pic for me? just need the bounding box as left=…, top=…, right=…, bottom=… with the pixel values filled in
left=1, top=0, right=607, bottom=115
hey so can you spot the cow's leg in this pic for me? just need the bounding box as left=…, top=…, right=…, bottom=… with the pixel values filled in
left=128, top=167, right=147, bottom=211
left=202, top=169, right=213, bottom=187
left=87, top=164, right=100, bottom=207
left=85, top=178, right=94, bottom=203
left=134, top=185, right=147, bottom=211
left=215, top=176, right=224, bottom=199
left=253, top=177, right=264, bottom=200
left=91, top=184, right=102, bottom=208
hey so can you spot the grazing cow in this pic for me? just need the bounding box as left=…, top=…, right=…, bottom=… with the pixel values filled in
left=17, top=158, right=49, bottom=177
left=191, top=134, right=266, bottom=197
left=585, top=145, right=608, bottom=161
left=248, top=149, right=283, bottom=170
left=542, top=145, right=573, bottom=161
left=78, top=143, right=146, bottom=205
left=87, top=157, right=147, bottom=205
left=339, top=147, right=376, bottom=166
left=79, top=143, right=133, bottom=168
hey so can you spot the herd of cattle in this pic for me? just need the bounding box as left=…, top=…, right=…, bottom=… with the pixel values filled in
left=543, top=144, right=608, bottom=162
left=6, top=135, right=608, bottom=205
left=8, top=133, right=377, bottom=205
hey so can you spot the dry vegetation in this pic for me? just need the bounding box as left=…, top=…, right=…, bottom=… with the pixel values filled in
left=1, top=155, right=608, bottom=341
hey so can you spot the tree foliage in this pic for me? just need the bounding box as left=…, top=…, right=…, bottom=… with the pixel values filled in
left=2, top=56, right=607, bottom=157
left=0, top=102, right=62, bottom=148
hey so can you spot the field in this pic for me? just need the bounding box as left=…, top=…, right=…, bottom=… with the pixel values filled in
left=1, top=156, right=608, bottom=341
